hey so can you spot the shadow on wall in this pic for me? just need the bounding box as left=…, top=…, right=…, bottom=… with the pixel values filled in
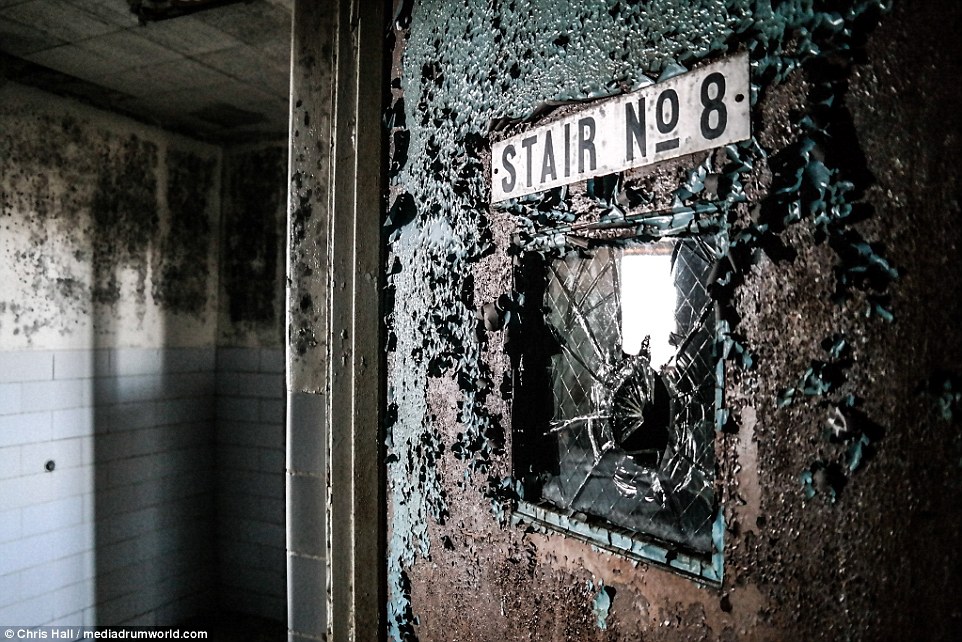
left=87, top=133, right=218, bottom=626
left=86, top=141, right=290, bottom=625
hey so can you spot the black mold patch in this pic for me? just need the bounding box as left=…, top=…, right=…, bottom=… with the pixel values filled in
left=6, top=121, right=162, bottom=331
left=153, top=149, right=216, bottom=315
left=222, top=145, right=285, bottom=326
left=289, top=318, right=318, bottom=357
left=90, top=134, right=160, bottom=307
left=0, top=98, right=231, bottom=343
left=0, top=109, right=98, bottom=339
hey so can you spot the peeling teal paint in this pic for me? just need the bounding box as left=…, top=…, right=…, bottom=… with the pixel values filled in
left=387, top=0, right=892, bottom=637
left=777, top=334, right=852, bottom=406
left=925, top=374, right=962, bottom=423
left=799, top=460, right=844, bottom=502
left=589, top=581, right=613, bottom=630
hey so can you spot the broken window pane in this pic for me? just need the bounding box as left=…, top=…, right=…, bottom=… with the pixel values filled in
left=514, top=236, right=718, bottom=559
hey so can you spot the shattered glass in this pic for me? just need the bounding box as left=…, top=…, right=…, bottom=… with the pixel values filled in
left=531, top=237, right=717, bottom=553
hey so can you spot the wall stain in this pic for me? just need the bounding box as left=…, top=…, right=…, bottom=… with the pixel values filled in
left=1, top=109, right=94, bottom=338
left=287, top=168, right=320, bottom=358
left=90, top=134, right=159, bottom=308
left=221, top=144, right=286, bottom=343
left=286, top=3, right=338, bottom=391
left=0, top=89, right=221, bottom=343
left=153, top=148, right=216, bottom=315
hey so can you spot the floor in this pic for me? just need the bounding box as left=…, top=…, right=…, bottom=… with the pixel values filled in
left=177, top=612, right=287, bottom=642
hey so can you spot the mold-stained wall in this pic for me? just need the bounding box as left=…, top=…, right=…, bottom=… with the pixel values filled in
left=384, top=1, right=962, bottom=640
left=0, top=81, right=223, bottom=626
left=0, top=81, right=288, bottom=627
left=0, top=83, right=221, bottom=350
left=284, top=1, right=386, bottom=638
left=285, top=2, right=338, bottom=640
left=215, top=142, right=288, bottom=621
left=219, top=142, right=287, bottom=349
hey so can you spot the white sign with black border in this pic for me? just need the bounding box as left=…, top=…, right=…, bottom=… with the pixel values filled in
left=491, top=52, right=750, bottom=203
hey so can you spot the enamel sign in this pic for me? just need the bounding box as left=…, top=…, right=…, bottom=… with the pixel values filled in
left=491, top=52, right=750, bottom=202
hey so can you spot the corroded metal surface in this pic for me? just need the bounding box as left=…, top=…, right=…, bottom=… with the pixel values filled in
left=383, top=0, right=962, bottom=640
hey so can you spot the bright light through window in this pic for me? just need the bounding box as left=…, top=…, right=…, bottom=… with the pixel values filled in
left=620, top=250, right=676, bottom=370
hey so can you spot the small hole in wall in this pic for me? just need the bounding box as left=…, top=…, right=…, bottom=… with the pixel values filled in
left=44, top=460, right=56, bottom=472
left=735, top=93, right=745, bottom=103
left=494, top=168, right=499, bottom=174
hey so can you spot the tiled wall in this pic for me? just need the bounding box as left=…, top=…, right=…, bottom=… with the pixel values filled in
left=285, top=391, right=326, bottom=641
left=0, top=347, right=217, bottom=626
left=0, top=346, right=288, bottom=626
left=214, top=347, right=286, bottom=622
left=0, top=86, right=288, bottom=629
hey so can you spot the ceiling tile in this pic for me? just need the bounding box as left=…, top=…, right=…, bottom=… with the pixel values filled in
left=190, top=101, right=267, bottom=128
left=90, top=58, right=233, bottom=98
left=258, top=65, right=290, bottom=97
left=206, top=80, right=286, bottom=108
left=193, top=45, right=288, bottom=99
left=77, top=28, right=183, bottom=68
left=0, top=16, right=66, bottom=56
left=147, top=81, right=246, bottom=113
left=143, top=78, right=285, bottom=128
left=113, top=95, right=224, bottom=136
left=61, top=0, right=139, bottom=28
left=193, top=1, right=290, bottom=49
left=138, top=14, right=241, bottom=55
left=146, top=84, right=282, bottom=138
left=24, top=43, right=119, bottom=82
left=236, top=97, right=289, bottom=127
left=0, top=0, right=121, bottom=42
left=257, top=37, right=290, bottom=69
left=2, top=0, right=290, bottom=140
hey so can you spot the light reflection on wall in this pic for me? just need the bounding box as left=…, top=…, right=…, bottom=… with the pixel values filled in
left=620, top=248, right=676, bottom=370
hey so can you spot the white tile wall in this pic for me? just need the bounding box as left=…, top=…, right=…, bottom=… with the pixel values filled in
left=0, top=351, right=53, bottom=383
left=0, top=508, right=22, bottom=544
left=286, top=389, right=325, bottom=639
left=0, top=347, right=217, bottom=627
left=52, top=407, right=94, bottom=441
left=215, top=346, right=286, bottom=622
left=0, top=412, right=52, bottom=448
left=0, top=446, right=22, bottom=479
left=0, top=383, right=21, bottom=414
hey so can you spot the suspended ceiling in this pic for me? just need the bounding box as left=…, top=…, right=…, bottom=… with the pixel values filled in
left=0, top=0, right=292, bottom=141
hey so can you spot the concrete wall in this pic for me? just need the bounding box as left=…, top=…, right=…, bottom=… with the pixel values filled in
left=0, top=83, right=287, bottom=626
left=284, top=3, right=337, bottom=640
left=285, top=0, right=386, bottom=638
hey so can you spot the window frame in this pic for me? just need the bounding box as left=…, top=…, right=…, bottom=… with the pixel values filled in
left=508, top=211, right=726, bottom=586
